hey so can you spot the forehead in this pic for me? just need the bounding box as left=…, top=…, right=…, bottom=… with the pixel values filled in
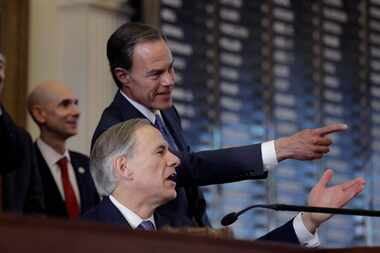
left=134, top=125, right=166, bottom=149
left=45, top=87, right=77, bottom=104
left=132, top=39, right=172, bottom=67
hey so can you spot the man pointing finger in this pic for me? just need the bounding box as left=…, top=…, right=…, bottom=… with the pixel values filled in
left=275, top=123, right=347, bottom=161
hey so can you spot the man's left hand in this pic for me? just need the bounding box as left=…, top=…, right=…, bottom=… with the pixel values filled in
left=302, top=169, right=365, bottom=234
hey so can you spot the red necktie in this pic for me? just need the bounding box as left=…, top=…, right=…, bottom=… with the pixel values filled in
left=57, top=157, right=80, bottom=218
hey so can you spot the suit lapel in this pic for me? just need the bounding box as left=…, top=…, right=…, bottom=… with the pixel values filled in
left=101, top=197, right=132, bottom=228
left=161, top=111, right=187, bottom=151
left=113, top=92, right=146, bottom=121
left=69, top=151, right=85, bottom=210
left=34, top=144, right=67, bottom=215
left=114, top=92, right=186, bottom=151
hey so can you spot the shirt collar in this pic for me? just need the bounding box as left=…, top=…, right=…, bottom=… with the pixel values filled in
left=36, top=138, right=71, bottom=167
left=109, top=195, right=156, bottom=229
left=119, top=90, right=160, bottom=124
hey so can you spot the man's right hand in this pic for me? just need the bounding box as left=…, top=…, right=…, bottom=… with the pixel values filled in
left=274, top=123, right=347, bottom=161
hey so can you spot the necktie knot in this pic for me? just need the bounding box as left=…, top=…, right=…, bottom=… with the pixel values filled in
left=57, top=157, right=68, bottom=170
left=137, top=220, right=156, bottom=231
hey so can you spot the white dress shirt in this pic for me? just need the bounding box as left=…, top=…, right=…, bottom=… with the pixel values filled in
left=109, top=195, right=156, bottom=229
left=36, top=138, right=81, bottom=206
left=119, top=90, right=319, bottom=246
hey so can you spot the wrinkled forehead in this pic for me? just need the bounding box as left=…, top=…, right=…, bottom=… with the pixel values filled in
left=134, top=125, right=167, bottom=149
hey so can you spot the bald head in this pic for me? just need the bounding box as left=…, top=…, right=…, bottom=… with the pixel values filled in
left=28, top=80, right=72, bottom=110
left=28, top=80, right=80, bottom=140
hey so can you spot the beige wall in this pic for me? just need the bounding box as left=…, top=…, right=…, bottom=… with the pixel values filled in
left=28, top=0, right=130, bottom=155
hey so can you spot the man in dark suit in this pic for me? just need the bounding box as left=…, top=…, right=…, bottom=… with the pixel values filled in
left=92, top=22, right=347, bottom=228
left=27, top=80, right=99, bottom=218
left=85, top=119, right=365, bottom=246
left=0, top=51, right=45, bottom=213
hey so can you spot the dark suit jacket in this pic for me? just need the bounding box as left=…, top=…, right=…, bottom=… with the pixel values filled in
left=92, top=91, right=268, bottom=228
left=82, top=196, right=299, bottom=245
left=0, top=107, right=45, bottom=213
left=82, top=196, right=130, bottom=227
left=35, top=145, right=100, bottom=217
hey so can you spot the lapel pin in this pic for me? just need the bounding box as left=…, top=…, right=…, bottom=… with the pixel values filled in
left=78, top=167, right=86, bottom=174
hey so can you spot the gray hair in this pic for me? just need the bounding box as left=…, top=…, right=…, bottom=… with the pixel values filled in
left=90, top=119, right=151, bottom=196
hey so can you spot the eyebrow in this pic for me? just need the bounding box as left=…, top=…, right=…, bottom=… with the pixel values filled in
left=145, top=59, right=174, bottom=77
left=59, top=98, right=78, bottom=106
left=155, top=143, right=168, bottom=152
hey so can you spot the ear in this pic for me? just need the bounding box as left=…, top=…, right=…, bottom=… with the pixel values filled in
left=113, top=155, right=133, bottom=180
left=114, top=67, right=131, bottom=87
left=31, top=105, right=47, bottom=125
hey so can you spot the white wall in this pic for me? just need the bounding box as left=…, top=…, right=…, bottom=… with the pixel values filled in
left=28, top=0, right=130, bottom=155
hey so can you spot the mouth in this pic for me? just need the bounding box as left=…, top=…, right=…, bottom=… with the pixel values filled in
left=66, top=121, right=78, bottom=128
left=167, top=172, right=177, bottom=183
left=157, top=90, right=172, bottom=96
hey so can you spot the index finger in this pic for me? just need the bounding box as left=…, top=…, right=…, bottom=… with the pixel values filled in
left=317, top=168, right=334, bottom=188
left=314, top=123, right=348, bottom=136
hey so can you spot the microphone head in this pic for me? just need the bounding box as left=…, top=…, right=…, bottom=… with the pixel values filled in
left=221, top=212, right=238, bottom=226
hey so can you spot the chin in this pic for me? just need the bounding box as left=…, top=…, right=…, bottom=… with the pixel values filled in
left=154, top=99, right=172, bottom=109
left=160, top=192, right=176, bottom=205
left=167, top=190, right=177, bottom=200
left=62, top=131, right=77, bottom=139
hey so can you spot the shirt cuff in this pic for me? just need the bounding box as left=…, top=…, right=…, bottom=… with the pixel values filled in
left=293, top=213, right=320, bottom=248
left=261, top=140, right=278, bottom=171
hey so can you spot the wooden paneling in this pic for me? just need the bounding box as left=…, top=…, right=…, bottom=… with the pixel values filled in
left=1, top=213, right=380, bottom=253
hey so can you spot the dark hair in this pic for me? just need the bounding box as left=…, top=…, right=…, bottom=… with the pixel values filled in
left=107, top=22, right=165, bottom=88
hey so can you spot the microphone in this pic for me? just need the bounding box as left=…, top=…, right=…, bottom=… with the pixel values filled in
left=221, top=204, right=380, bottom=226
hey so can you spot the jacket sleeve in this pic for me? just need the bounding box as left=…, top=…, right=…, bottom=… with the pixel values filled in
left=0, top=106, right=45, bottom=213
left=175, top=144, right=268, bottom=187
left=257, top=218, right=300, bottom=245
left=169, top=106, right=268, bottom=187
left=0, top=106, right=24, bottom=174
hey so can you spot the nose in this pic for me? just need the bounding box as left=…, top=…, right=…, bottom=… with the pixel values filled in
left=167, top=150, right=180, bottom=168
left=161, top=69, right=175, bottom=87
left=71, top=104, right=80, bottom=118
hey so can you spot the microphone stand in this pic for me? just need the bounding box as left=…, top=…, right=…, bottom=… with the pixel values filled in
left=221, top=204, right=380, bottom=226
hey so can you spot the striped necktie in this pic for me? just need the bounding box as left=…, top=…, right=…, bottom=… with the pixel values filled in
left=136, top=220, right=156, bottom=231
left=154, top=114, right=178, bottom=150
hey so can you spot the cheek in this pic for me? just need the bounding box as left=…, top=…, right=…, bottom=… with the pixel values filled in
left=171, top=71, right=176, bottom=81
left=149, top=85, right=160, bottom=99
